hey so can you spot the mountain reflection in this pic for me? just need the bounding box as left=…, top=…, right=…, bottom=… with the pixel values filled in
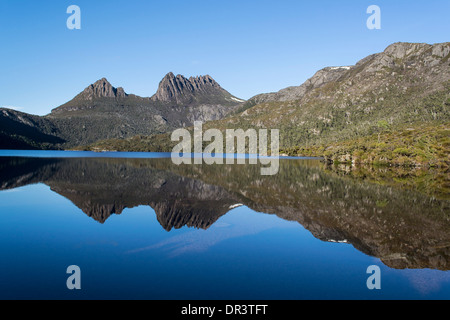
left=0, top=156, right=449, bottom=270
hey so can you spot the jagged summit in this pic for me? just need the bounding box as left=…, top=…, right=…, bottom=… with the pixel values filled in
left=151, top=72, right=229, bottom=104
left=76, top=77, right=127, bottom=100
left=49, top=77, right=130, bottom=116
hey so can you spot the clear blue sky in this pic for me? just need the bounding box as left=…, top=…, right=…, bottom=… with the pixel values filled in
left=1, top=0, right=449, bottom=115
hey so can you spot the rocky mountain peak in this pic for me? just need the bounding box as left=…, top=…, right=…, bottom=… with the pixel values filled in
left=382, top=42, right=430, bottom=59
left=78, top=78, right=127, bottom=100
left=189, top=74, right=221, bottom=89
left=151, top=72, right=224, bottom=103
left=357, top=41, right=450, bottom=73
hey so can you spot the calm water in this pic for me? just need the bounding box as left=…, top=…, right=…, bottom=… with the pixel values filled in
left=0, top=150, right=449, bottom=300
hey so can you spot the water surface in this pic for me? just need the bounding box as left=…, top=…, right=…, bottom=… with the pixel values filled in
left=0, top=151, right=449, bottom=299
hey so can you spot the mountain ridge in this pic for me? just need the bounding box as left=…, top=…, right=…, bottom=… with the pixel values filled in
left=151, top=72, right=231, bottom=104
left=0, top=72, right=245, bottom=149
left=209, top=41, right=450, bottom=151
left=241, top=42, right=449, bottom=108
left=1, top=41, right=449, bottom=152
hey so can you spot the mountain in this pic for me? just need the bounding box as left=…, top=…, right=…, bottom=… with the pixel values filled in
left=1, top=42, right=449, bottom=153
left=0, top=73, right=244, bottom=149
left=79, top=41, right=450, bottom=162
left=210, top=42, right=450, bottom=149
left=242, top=66, right=352, bottom=109
left=151, top=72, right=243, bottom=105
left=50, top=78, right=129, bottom=117
left=247, top=42, right=449, bottom=105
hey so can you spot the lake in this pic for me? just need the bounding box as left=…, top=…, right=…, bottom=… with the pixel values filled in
left=0, top=150, right=449, bottom=300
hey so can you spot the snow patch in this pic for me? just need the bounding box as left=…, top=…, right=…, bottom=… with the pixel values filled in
left=329, top=66, right=351, bottom=71
left=328, top=239, right=348, bottom=243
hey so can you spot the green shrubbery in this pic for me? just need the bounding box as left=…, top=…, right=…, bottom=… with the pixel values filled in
left=281, top=122, right=449, bottom=168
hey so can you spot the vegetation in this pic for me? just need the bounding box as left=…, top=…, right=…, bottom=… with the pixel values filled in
left=73, top=133, right=175, bottom=152
left=74, top=120, right=449, bottom=200
left=0, top=109, right=64, bottom=150
left=78, top=120, right=450, bottom=170
left=281, top=121, right=449, bottom=168
left=322, top=163, right=449, bottom=201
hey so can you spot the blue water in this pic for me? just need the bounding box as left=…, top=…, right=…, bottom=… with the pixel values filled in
left=0, top=151, right=449, bottom=300
left=0, top=149, right=315, bottom=160
left=0, top=149, right=173, bottom=159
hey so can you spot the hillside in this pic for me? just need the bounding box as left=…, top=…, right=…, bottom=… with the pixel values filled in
left=0, top=108, right=64, bottom=149
left=281, top=121, right=450, bottom=167
left=210, top=42, right=450, bottom=148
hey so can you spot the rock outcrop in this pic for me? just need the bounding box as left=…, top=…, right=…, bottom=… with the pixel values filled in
left=151, top=72, right=225, bottom=104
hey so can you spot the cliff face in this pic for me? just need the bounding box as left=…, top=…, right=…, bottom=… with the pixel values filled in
left=151, top=73, right=228, bottom=104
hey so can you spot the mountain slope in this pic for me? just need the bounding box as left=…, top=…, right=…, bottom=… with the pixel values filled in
left=208, top=42, right=450, bottom=148
left=247, top=42, right=449, bottom=105
left=0, top=108, right=65, bottom=149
